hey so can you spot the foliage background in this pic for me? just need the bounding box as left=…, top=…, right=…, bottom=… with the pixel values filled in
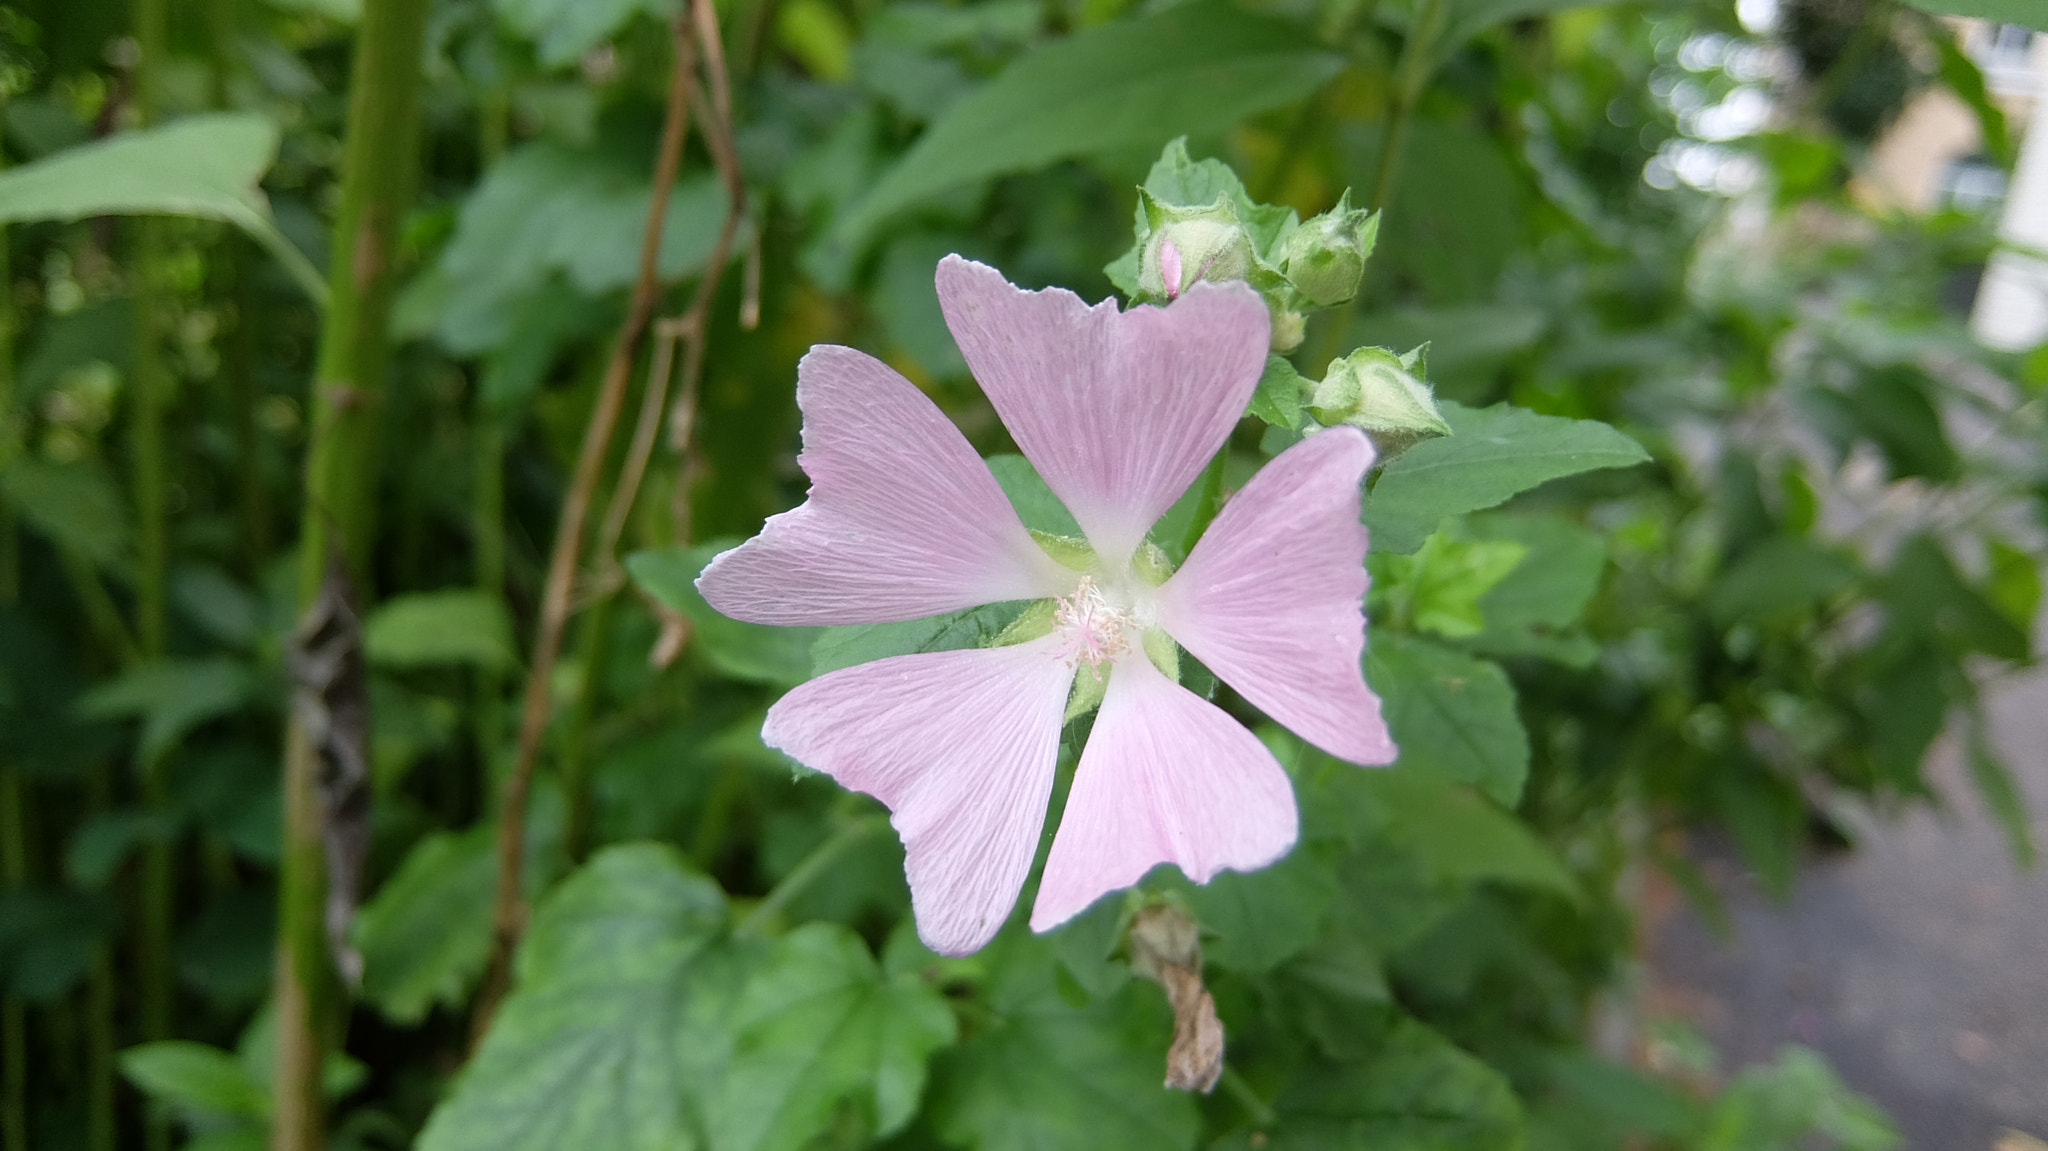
left=0, top=0, right=2042, bottom=1147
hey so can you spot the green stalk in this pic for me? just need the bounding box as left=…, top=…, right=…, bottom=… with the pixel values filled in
left=735, top=815, right=889, bottom=936
left=1177, top=449, right=1230, bottom=557
left=131, top=6, right=177, bottom=1142
left=1317, top=0, right=1445, bottom=368
left=272, top=1, right=430, bottom=1148
left=85, top=765, right=116, bottom=1151
left=472, top=89, right=510, bottom=776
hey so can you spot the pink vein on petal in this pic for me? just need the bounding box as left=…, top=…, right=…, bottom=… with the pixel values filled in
left=763, top=636, right=1076, bottom=956
left=935, top=255, right=1269, bottom=564
left=696, top=345, right=1073, bottom=626
left=1029, top=655, right=1298, bottom=933
left=1156, top=426, right=1397, bottom=766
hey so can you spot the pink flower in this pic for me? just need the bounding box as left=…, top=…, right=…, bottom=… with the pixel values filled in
left=698, top=256, right=1395, bottom=956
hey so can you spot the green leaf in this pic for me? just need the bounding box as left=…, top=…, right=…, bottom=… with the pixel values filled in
left=1366, top=635, right=1530, bottom=807
left=0, top=113, right=323, bottom=304
left=354, top=827, right=499, bottom=1026
left=928, top=934, right=1198, bottom=1151
left=1897, top=0, right=2048, bottom=31
left=1378, top=531, right=1528, bottom=640
left=628, top=544, right=820, bottom=687
left=837, top=2, right=1342, bottom=239
left=811, top=603, right=1029, bottom=677
left=1226, top=1010, right=1523, bottom=1150
left=78, top=658, right=259, bottom=765
left=1183, top=846, right=1337, bottom=973
left=0, top=457, right=132, bottom=568
left=1365, top=402, right=1648, bottom=555
left=65, top=809, right=180, bottom=890
left=120, top=1041, right=270, bottom=1121
left=363, top=590, right=520, bottom=673
left=1441, top=0, right=1631, bottom=52
left=1354, top=770, right=1580, bottom=902
left=415, top=140, right=743, bottom=356
left=1965, top=723, right=2035, bottom=869
left=985, top=453, right=1082, bottom=535
left=1250, top=355, right=1311, bottom=431
left=1706, top=537, right=1860, bottom=627
left=417, top=844, right=738, bottom=1151
left=0, top=889, right=117, bottom=1001
left=1464, top=514, right=1605, bottom=666
left=709, top=923, right=956, bottom=1151
left=494, top=0, right=676, bottom=66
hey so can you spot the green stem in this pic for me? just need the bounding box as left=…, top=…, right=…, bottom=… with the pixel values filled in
left=84, top=765, right=115, bottom=1151
left=1177, top=449, right=1230, bottom=557
left=273, top=1, right=430, bottom=1148
left=471, top=91, right=509, bottom=779
left=736, top=815, right=890, bottom=936
left=130, top=14, right=175, bottom=1146
left=558, top=592, right=618, bottom=864
left=1318, top=0, right=1445, bottom=370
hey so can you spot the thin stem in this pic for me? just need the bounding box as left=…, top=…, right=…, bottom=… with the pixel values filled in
left=1178, top=449, right=1230, bottom=557
left=84, top=764, right=116, bottom=1151
left=736, top=815, right=890, bottom=936
left=272, top=0, right=431, bottom=1146
left=58, top=549, right=142, bottom=668
left=477, top=17, right=701, bottom=1039
left=472, top=87, right=511, bottom=784
left=1318, top=0, right=1445, bottom=369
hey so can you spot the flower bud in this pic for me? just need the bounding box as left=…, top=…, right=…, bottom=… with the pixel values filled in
left=1308, top=345, right=1451, bottom=455
left=1279, top=193, right=1378, bottom=308
left=1136, top=192, right=1256, bottom=302
left=1269, top=308, right=1306, bottom=353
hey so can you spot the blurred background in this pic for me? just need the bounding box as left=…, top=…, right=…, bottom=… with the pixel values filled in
left=0, top=0, right=2044, bottom=1148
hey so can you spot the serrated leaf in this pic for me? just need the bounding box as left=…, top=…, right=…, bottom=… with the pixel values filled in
left=1227, top=1011, right=1524, bottom=1150
left=628, top=544, right=820, bottom=687
left=0, top=457, right=132, bottom=568
left=119, top=1041, right=270, bottom=1121
left=810, top=602, right=1029, bottom=678
left=417, top=844, right=738, bottom=1151
left=1365, top=635, right=1528, bottom=806
left=927, top=933, right=1198, bottom=1151
left=354, top=827, right=498, bottom=1026
left=78, top=658, right=259, bottom=765
left=1250, top=355, right=1311, bottom=430
left=363, top=590, right=520, bottom=673
left=1184, top=846, right=1336, bottom=973
left=1366, top=402, right=1649, bottom=554
left=1464, top=514, right=1605, bottom=666
left=1355, top=771, right=1580, bottom=902
left=838, top=2, right=1341, bottom=239
left=709, top=923, right=956, bottom=1151
left=0, top=113, right=323, bottom=303
left=494, top=0, right=677, bottom=67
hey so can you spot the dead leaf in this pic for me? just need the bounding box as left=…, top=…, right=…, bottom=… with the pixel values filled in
left=1128, top=904, right=1225, bottom=1092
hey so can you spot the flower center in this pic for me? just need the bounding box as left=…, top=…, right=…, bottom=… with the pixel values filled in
left=1053, top=577, right=1138, bottom=670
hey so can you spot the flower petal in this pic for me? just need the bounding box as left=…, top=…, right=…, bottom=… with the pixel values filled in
left=935, top=255, right=1270, bottom=563
left=1029, top=655, right=1297, bottom=932
left=763, top=636, right=1075, bottom=956
left=1155, top=426, right=1396, bottom=765
left=697, top=345, right=1073, bottom=626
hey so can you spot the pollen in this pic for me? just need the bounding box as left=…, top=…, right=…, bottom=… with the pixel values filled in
left=1053, top=577, right=1136, bottom=670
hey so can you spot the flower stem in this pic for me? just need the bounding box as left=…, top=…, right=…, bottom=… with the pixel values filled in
left=1178, top=448, right=1231, bottom=557
left=0, top=764, right=26, bottom=1151
left=272, top=0, right=431, bottom=1145
left=737, top=814, right=891, bottom=936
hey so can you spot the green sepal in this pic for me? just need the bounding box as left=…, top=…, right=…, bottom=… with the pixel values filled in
left=1278, top=191, right=1379, bottom=308
left=1031, top=529, right=1097, bottom=572
left=1142, top=629, right=1180, bottom=681
left=1066, top=662, right=1108, bottom=721
left=1132, top=540, right=1176, bottom=587
left=1309, top=345, right=1452, bottom=457
left=991, top=599, right=1057, bottom=647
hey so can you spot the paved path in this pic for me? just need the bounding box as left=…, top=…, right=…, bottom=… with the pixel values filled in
left=1646, top=659, right=2048, bottom=1150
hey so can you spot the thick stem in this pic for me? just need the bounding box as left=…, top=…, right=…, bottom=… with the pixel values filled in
left=271, top=1, right=430, bottom=1148
left=475, top=19, right=700, bottom=1038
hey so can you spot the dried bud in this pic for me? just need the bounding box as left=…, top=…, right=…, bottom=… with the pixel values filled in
left=1127, top=904, right=1225, bottom=1093
left=1137, top=192, right=1256, bottom=303
left=1309, top=345, right=1451, bottom=455
left=1279, top=193, right=1378, bottom=308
